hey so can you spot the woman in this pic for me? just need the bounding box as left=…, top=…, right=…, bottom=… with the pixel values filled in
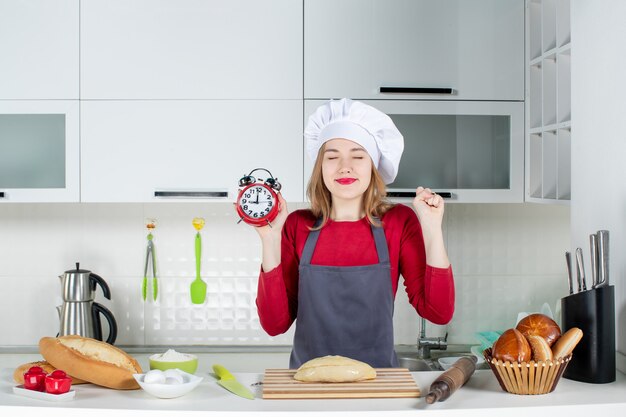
left=254, top=98, right=454, bottom=368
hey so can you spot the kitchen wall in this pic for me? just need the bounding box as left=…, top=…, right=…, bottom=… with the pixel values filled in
left=571, top=0, right=626, bottom=373
left=0, top=202, right=569, bottom=348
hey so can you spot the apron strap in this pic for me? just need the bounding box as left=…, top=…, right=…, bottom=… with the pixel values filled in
left=371, top=222, right=390, bottom=264
left=301, top=217, right=390, bottom=265
left=300, top=218, right=323, bottom=266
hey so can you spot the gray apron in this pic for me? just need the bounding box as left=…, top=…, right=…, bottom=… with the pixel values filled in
left=289, top=218, right=398, bottom=369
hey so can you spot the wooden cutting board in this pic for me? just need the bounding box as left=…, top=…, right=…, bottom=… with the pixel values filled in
left=262, top=368, right=420, bottom=399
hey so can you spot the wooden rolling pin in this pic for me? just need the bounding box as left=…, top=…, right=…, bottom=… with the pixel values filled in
left=425, top=356, right=477, bottom=404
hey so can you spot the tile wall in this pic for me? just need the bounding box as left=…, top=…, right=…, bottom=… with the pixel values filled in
left=0, top=202, right=570, bottom=348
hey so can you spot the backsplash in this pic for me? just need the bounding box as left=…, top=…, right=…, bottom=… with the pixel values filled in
left=0, top=202, right=570, bottom=347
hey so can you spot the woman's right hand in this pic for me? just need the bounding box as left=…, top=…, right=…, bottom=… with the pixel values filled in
left=254, top=192, right=289, bottom=239
left=250, top=193, right=288, bottom=273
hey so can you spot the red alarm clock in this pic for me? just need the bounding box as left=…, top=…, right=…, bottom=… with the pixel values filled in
left=236, top=168, right=281, bottom=227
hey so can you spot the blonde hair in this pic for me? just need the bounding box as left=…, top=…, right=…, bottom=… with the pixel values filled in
left=306, top=146, right=395, bottom=230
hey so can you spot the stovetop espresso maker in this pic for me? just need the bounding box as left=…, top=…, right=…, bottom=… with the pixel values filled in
left=57, top=262, right=117, bottom=344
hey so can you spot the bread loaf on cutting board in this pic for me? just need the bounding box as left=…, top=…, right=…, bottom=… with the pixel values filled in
left=39, top=335, right=142, bottom=390
left=294, top=355, right=376, bottom=382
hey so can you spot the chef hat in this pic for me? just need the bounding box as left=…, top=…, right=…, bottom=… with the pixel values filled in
left=304, top=98, right=404, bottom=184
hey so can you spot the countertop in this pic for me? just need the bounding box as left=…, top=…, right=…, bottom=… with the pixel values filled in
left=1, top=352, right=626, bottom=417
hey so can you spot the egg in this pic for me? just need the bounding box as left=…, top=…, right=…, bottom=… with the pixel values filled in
left=144, top=369, right=166, bottom=384
left=163, top=369, right=184, bottom=385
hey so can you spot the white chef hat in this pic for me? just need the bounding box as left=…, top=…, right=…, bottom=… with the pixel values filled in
left=304, top=98, right=404, bottom=184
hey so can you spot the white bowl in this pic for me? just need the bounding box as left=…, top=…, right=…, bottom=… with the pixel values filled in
left=133, top=369, right=203, bottom=399
left=438, top=354, right=485, bottom=371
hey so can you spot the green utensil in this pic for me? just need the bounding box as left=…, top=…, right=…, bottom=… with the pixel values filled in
left=143, top=221, right=158, bottom=301
left=190, top=218, right=206, bottom=304
left=212, top=364, right=255, bottom=400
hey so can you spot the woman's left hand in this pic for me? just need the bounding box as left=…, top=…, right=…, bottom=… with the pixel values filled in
left=412, top=186, right=445, bottom=230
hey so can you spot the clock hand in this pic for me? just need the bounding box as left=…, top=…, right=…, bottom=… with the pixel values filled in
left=256, top=193, right=259, bottom=204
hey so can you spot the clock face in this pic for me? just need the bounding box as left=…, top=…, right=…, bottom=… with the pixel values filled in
left=238, top=185, right=276, bottom=220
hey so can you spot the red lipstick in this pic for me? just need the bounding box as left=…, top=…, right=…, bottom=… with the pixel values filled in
left=335, top=178, right=357, bottom=185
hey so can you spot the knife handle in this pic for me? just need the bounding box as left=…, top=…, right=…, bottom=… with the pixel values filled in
left=565, top=251, right=574, bottom=294
left=589, top=234, right=598, bottom=288
left=213, top=364, right=235, bottom=381
left=597, top=230, right=609, bottom=286
left=575, top=247, right=586, bottom=291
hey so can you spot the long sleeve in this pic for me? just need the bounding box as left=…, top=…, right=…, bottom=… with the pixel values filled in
left=255, top=206, right=455, bottom=335
left=397, top=207, right=455, bottom=324
left=255, top=211, right=303, bottom=336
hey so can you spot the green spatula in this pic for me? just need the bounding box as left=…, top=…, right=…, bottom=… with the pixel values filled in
left=190, top=217, right=206, bottom=304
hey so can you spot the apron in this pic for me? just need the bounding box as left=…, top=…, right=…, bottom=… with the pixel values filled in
left=289, top=218, right=398, bottom=369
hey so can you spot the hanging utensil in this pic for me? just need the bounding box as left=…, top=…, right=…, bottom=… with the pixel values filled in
left=142, top=219, right=158, bottom=301
left=596, top=230, right=609, bottom=287
left=190, top=217, right=207, bottom=304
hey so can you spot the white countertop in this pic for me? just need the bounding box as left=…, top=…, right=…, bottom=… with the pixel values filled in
left=2, top=353, right=626, bottom=417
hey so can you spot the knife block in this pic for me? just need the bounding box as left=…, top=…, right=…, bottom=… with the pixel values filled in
left=560, top=285, right=615, bottom=383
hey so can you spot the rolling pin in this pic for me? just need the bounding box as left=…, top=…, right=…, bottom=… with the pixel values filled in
left=425, top=356, right=477, bottom=404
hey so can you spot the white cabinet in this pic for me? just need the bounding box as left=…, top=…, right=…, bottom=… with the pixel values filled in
left=305, top=0, right=524, bottom=101
left=526, top=0, right=571, bottom=203
left=0, top=101, right=80, bottom=202
left=80, top=0, right=302, bottom=99
left=0, top=0, right=79, bottom=99
left=81, top=100, right=303, bottom=202
left=304, top=100, right=525, bottom=203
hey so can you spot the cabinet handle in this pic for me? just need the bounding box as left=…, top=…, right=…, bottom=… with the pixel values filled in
left=387, top=191, right=452, bottom=199
left=154, top=190, right=229, bottom=199
left=0, top=191, right=4, bottom=198
left=380, top=87, right=455, bottom=95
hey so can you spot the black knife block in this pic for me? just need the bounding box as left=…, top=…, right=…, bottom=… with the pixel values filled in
left=561, top=285, right=615, bottom=383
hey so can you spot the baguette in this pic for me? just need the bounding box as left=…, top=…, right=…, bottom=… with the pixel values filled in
left=13, top=360, right=87, bottom=385
left=39, top=336, right=142, bottom=390
left=551, top=327, right=583, bottom=359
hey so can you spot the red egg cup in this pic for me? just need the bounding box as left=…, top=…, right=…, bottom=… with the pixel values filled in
left=23, top=367, right=47, bottom=392
left=44, top=370, right=72, bottom=395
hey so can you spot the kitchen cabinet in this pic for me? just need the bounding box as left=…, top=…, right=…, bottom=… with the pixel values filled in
left=0, top=0, right=79, bottom=99
left=304, top=100, right=524, bottom=203
left=526, top=0, right=571, bottom=204
left=304, top=0, right=524, bottom=101
left=80, top=0, right=302, bottom=100
left=80, top=100, right=303, bottom=202
left=0, top=101, right=80, bottom=202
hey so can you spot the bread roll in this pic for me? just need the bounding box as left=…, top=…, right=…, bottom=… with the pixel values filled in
left=13, top=360, right=87, bottom=385
left=551, top=327, right=583, bottom=359
left=526, top=335, right=553, bottom=362
left=492, top=328, right=532, bottom=363
left=39, top=336, right=142, bottom=390
left=516, top=313, right=561, bottom=347
left=294, top=355, right=376, bottom=382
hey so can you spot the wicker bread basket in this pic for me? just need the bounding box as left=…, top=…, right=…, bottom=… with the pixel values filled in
left=483, top=348, right=572, bottom=395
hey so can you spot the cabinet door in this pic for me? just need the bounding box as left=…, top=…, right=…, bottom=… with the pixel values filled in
left=0, top=0, right=79, bottom=99
left=81, top=100, right=303, bottom=202
left=80, top=0, right=302, bottom=99
left=304, top=100, right=524, bottom=203
left=305, top=0, right=524, bottom=101
left=0, top=101, right=79, bottom=202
